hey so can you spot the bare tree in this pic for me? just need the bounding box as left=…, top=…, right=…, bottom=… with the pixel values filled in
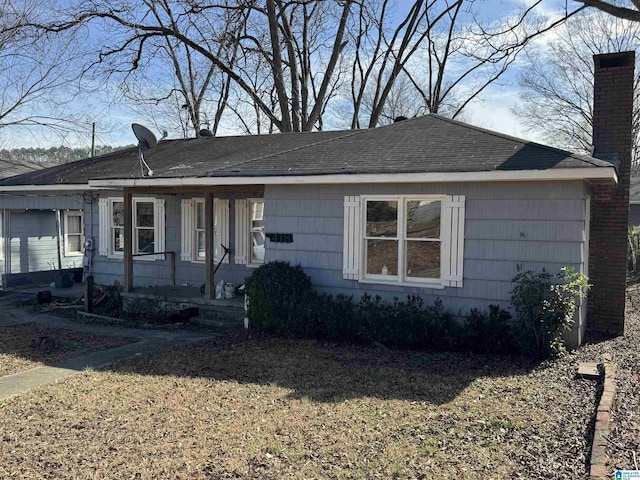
left=572, top=0, right=640, bottom=22
left=7, top=0, right=356, bottom=133
left=344, top=0, right=582, bottom=129
left=0, top=0, right=87, bottom=141
left=514, top=10, right=640, bottom=164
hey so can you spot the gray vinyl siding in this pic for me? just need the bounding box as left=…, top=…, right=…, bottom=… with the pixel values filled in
left=7, top=210, right=81, bottom=274
left=87, top=192, right=259, bottom=288
left=264, top=181, right=589, bottom=317
left=0, top=194, right=83, bottom=210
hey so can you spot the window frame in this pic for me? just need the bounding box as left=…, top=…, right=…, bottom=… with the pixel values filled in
left=63, top=210, right=84, bottom=256
left=191, top=198, right=222, bottom=263
left=360, top=194, right=446, bottom=288
left=107, top=197, right=160, bottom=260
left=247, top=198, right=265, bottom=267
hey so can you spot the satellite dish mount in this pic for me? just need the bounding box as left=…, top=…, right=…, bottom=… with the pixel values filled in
left=131, top=123, right=157, bottom=177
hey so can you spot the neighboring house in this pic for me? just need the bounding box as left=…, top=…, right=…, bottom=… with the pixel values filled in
left=0, top=158, right=85, bottom=287
left=0, top=52, right=633, bottom=348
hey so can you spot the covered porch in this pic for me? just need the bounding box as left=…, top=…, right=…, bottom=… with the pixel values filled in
left=117, top=184, right=264, bottom=300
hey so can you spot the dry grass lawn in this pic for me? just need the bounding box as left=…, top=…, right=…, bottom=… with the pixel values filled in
left=0, top=331, right=597, bottom=479
left=0, top=323, right=133, bottom=377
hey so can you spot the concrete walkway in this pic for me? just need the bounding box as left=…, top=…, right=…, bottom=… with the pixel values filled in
left=0, top=296, right=214, bottom=401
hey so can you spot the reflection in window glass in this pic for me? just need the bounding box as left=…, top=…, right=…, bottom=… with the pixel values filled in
left=136, top=202, right=154, bottom=228
left=406, top=241, right=440, bottom=278
left=366, top=201, right=397, bottom=237
left=112, top=201, right=124, bottom=253
left=366, top=239, right=398, bottom=276
left=65, top=212, right=83, bottom=254
left=250, top=200, right=265, bottom=264
left=406, top=200, right=440, bottom=238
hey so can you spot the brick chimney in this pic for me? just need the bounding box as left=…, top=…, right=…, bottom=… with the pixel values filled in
left=588, top=51, right=635, bottom=335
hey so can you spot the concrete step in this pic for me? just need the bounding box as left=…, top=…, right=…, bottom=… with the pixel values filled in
left=189, top=304, right=245, bottom=331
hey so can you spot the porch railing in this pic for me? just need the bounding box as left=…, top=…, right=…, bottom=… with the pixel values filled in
left=132, top=251, right=176, bottom=286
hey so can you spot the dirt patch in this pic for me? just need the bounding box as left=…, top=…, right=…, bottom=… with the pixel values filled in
left=0, top=323, right=134, bottom=377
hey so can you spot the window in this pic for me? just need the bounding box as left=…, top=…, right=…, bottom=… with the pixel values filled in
left=343, top=195, right=465, bottom=288
left=180, top=198, right=229, bottom=264
left=63, top=211, right=84, bottom=256
left=249, top=199, right=265, bottom=265
left=233, top=198, right=265, bottom=266
left=110, top=199, right=124, bottom=255
left=98, top=197, right=165, bottom=259
left=134, top=200, right=155, bottom=254
left=364, top=197, right=442, bottom=284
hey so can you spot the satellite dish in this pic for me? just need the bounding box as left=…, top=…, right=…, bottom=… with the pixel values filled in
left=199, top=128, right=213, bottom=137
left=131, top=123, right=156, bottom=177
left=132, top=123, right=158, bottom=151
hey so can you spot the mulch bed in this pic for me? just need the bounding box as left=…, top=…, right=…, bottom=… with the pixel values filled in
left=0, top=323, right=134, bottom=377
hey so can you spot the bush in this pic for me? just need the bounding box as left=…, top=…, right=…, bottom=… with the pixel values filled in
left=462, top=305, right=513, bottom=354
left=510, top=266, right=589, bottom=358
left=245, top=261, right=314, bottom=334
left=246, top=261, right=514, bottom=353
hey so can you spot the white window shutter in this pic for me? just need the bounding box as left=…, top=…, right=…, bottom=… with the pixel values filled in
left=442, top=195, right=465, bottom=287
left=181, top=199, right=194, bottom=261
left=98, top=198, right=109, bottom=256
left=234, top=199, right=248, bottom=265
left=154, top=198, right=166, bottom=260
left=215, top=198, right=230, bottom=263
left=343, top=196, right=361, bottom=280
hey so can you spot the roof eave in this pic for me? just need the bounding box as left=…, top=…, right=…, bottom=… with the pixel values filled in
left=88, top=167, right=618, bottom=188
left=0, top=184, right=97, bottom=193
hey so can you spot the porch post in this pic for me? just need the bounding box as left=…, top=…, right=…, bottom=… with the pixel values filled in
left=124, top=188, right=134, bottom=292
left=204, top=192, right=215, bottom=299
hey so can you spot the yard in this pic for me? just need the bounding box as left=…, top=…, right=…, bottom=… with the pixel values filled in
left=0, top=289, right=638, bottom=479
left=0, top=322, right=133, bottom=377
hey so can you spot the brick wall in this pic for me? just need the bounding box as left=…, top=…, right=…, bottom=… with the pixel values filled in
left=588, top=51, right=635, bottom=335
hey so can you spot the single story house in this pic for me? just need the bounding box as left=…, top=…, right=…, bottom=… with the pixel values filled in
left=0, top=158, right=85, bottom=287
left=0, top=52, right=633, bottom=347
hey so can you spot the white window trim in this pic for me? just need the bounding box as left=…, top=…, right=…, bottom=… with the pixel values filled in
left=63, top=210, right=84, bottom=257
left=106, top=196, right=164, bottom=261
left=108, top=197, right=124, bottom=259
left=247, top=198, right=265, bottom=267
left=182, top=198, right=229, bottom=264
left=360, top=194, right=446, bottom=289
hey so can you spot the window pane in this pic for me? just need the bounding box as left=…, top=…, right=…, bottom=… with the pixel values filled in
left=67, top=215, right=81, bottom=234
left=136, top=202, right=154, bottom=228
left=112, top=202, right=124, bottom=227
left=251, top=231, right=265, bottom=263
left=196, top=202, right=205, bottom=230
left=197, top=231, right=206, bottom=258
left=406, top=200, right=440, bottom=238
left=366, top=239, right=398, bottom=275
left=67, top=235, right=82, bottom=253
left=406, top=241, right=440, bottom=279
left=252, top=201, right=264, bottom=221
left=366, top=201, right=397, bottom=237
left=113, top=227, right=124, bottom=252
left=251, top=201, right=264, bottom=229
left=138, top=229, right=155, bottom=253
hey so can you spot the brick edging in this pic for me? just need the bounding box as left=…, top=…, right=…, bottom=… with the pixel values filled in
left=589, top=361, right=617, bottom=480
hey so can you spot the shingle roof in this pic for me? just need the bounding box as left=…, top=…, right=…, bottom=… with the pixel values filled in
left=0, top=158, right=46, bottom=180
left=0, top=114, right=614, bottom=187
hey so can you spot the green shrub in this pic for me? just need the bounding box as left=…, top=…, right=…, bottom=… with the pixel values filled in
left=462, top=305, right=513, bottom=354
left=246, top=261, right=513, bottom=353
left=245, top=261, right=314, bottom=334
left=510, top=266, right=589, bottom=358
